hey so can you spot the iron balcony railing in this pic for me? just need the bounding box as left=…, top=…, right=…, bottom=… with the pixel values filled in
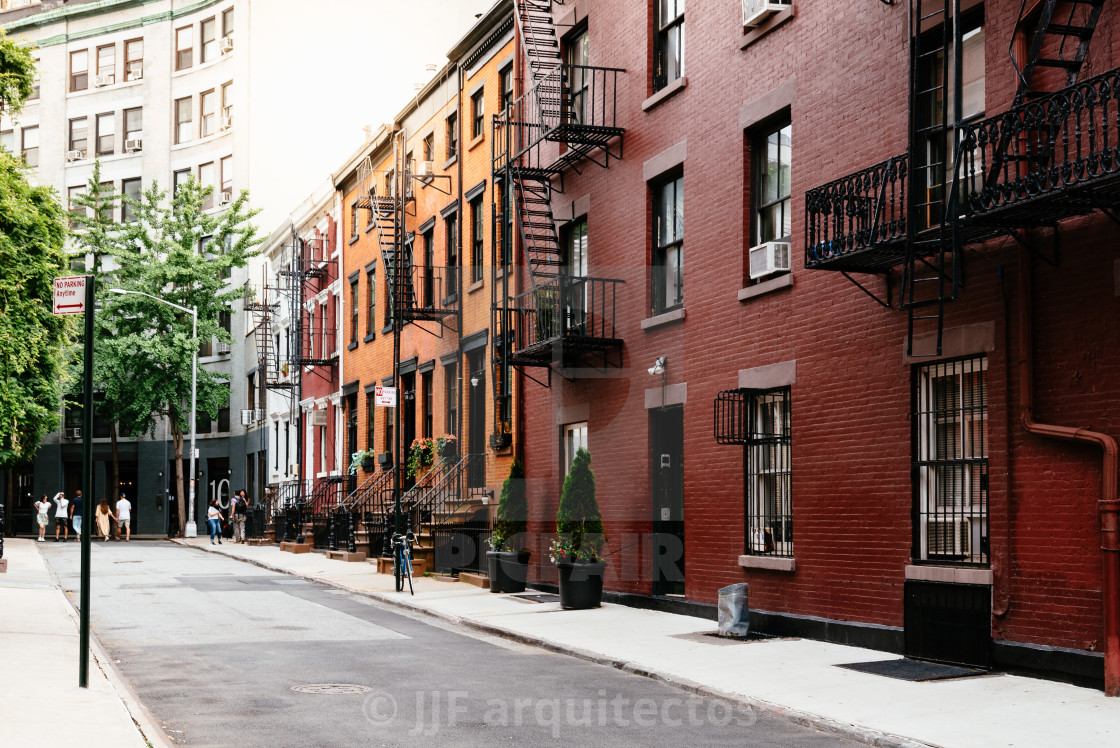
left=953, top=64, right=1120, bottom=226
left=431, top=519, right=492, bottom=577
left=493, top=63, right=625, bottom=178
left=394, top=264, right=458, bottom=321
left=497, top=275, right=624, bottom=368
left=804, top=153, right=910, bottom=272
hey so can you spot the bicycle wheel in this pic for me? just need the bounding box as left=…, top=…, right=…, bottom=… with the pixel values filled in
left=404, top=549, right=414, bottom=596
left=394, top=543, right=404, bottom=592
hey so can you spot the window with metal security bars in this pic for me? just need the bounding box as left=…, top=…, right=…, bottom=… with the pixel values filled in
left=914, top=355, right=988, bottom=566
left=745, top=388, right=792, bottom=557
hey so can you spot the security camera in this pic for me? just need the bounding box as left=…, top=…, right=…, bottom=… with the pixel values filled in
left=647, top=356, right=667, bottom=376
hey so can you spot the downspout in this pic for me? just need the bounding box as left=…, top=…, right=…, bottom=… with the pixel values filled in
left=513, top=5, right=525, bottom=467
left=457, top=69, right=465, bottom=450
left=1017, top=248, right=1120, bottom=696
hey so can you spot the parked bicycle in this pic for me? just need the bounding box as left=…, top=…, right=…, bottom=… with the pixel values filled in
left=391, top=530, right=415, bottom=595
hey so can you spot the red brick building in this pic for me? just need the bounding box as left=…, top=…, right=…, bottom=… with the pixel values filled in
left=501, top=0, right=1120, bottom=692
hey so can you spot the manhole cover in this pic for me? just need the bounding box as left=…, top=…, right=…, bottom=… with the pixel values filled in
left=290, top=684, right=372, bottom=695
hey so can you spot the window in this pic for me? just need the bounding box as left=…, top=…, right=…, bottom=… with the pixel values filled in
left=200, top=90, right=217, bottom=137
left=124, top=39, right=143, bottom=81
left=445, top=362, right=458, bottom=435
left=176, top=26, right=193, bottom=70
left=366, top=268, right=376, bottom=335
left=69, top=117, right=88, bottom=153
left=384, top=397, right=394, bottom=461
left=421, top=228, right=434, bottom=307
left=470, top=195, right=484, bottom=283
left=500, top=64, right=513, bottom=114
left=422, top=132, right=434, bottom=163
left=914, top=355, right=989, bottom=565
left=68, top=185, right=87, bottom=221
left=274, top=422, right=280, bottom=470
left=350, top=200, right=359, bottom=241
left=471, top=89, right=484, bottom=139
left=366, top=392, right=376, bottom=451
left=221, top=82, right=233, bottom=128
left=247, top=373, right=256, bottom=412
left=174, top=97, right=193, bottom=144
left=124, top=107, right=142, bottom=143
left=422, top=371, right=433, bottom=438
left=121, top=178, right=141, bottom=223
left=654, top=0, right=685, bottom=92
left=446, top=214, right=458, bottom=296
left=173, top=169, right=191, bottom=198
left=349, top=277, right=358, bottom=343
left=563, top=422, right=588, bottom=477
left=70, top=49, right=88, bottom=92
left=284, top=422, right=290, bottom=474
left=222, top=7, right=234, bottom=38
left=199, top=162, right=215, bottom=209
left=566, top=216, right=588, bottom=329
left=95, top=113, right=115, bottom=156
left=565, top=26, right=589, bottom=124
left=446, top=112, right=458, bottom=159
left=496, top=180, right=513, bottom=267
left=217, top=384, right=231, bottom=433
left=220, top=155, right=232, bottom=196
left=915, top=8, right=984, bottom=231
left=200, top=17, right=217, bottom=63
left=652, top=173, right=683, bottom=313
left=96, top=44, right=115, bottom=85
left=196, top=407, right=212, bottom=434
left=29, top=59, right=39, bottom=100
left=0, top=130, right=12, bottom=152
left=753, top=120, right=792, bottom=246
left=21, top=126, right=38, bottom=167
left=743, top=388, right=792, bottom=557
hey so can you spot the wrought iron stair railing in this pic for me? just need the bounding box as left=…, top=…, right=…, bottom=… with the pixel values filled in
left=326, top=468, right=393, bottom=552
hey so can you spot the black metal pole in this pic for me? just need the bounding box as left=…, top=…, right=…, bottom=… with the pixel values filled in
left=393, top=132, right=403, bottom=546
left=79, top=276, right=94, bottom=688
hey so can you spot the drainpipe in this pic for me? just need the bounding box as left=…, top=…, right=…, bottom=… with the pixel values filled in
left=1017, top=248, right=1120, bottom=696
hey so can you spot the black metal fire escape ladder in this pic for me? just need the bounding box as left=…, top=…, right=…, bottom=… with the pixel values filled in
left=1010, top=0, right=1104, bottom=106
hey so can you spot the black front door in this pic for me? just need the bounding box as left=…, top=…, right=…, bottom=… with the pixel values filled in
left=467, top=351, right=486, bottom=487
left=651, top=406, right=684, bottom=596
left=401, top=373, right=416, bottom=459
left=346, top=394, right=358, bottom=492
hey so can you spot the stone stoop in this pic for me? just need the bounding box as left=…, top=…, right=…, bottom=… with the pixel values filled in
left=0, top=558, right=7, bottom=573
left=325, top=550, right=367, bottom=562
left=458, top=571, right=490, bottom=589
left=279, top=541, right=311, bottom=554
left=246, top=538, right=272, bottom=546
left=370, top=555, right=428, bottom=576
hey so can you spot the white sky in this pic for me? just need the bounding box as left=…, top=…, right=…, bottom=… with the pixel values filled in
left=249, top=0, right=496, bottom=231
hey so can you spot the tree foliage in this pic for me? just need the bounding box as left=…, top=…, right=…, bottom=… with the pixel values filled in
left=0, top=36, right=69, bottom=468
left=492, top=458, right=527, bottom=551
left=555, top=448, right=605, bottom=562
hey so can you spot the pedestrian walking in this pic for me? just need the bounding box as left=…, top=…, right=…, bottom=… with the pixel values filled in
left=230, top=489, right=248, bottom=543
left=34, top=494, right=51, bottom=542
left=207, top=499, right=224, bottom=545
left=53, top=492, right=70, bottom=542
left=95, top=498, right=116, bottom=541
left=115, top=493, right=132, bottom=541
left=70, top=490, right=83, bottom=538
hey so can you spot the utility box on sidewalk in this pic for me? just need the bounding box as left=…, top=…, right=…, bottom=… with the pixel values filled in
left=718, top=583, right=750, bottom=637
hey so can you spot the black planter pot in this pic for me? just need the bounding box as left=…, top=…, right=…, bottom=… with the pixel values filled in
left=556, top=561, right=606, bottom=609
left=361, top=459, right=377, bottom=473
left=487, top=550, right=530, bottom=593
left=377, top=453, right=393, bottom=468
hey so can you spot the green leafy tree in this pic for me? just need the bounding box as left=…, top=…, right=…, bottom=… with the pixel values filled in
left=98, top=177, right=260, bottom=531
left=555, top=448, right=605, bottom=562
left=491, top=458, right=528, bottom=552
left=0, top=36, right=70, bottom=505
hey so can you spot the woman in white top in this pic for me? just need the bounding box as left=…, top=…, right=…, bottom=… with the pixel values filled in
left=52, top=492, right=70, bottom=542
left=34, top=494, right=52, bottom=542
left=207, top=500, right=224, bottom=545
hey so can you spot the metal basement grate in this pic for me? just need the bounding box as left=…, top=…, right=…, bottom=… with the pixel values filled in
left=510, top=593, right=562, bottom=604
left=836, top=659, right=986, bottom=682
left=290, top=684, right=373, bottom=695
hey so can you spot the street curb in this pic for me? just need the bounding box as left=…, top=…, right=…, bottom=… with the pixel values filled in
left=36, top=542, right=173, bottom=748
left=172, top=540, right=941, bottom=748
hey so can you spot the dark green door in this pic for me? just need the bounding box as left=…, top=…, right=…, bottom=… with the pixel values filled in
left=651, top=406, right=684, bottom=596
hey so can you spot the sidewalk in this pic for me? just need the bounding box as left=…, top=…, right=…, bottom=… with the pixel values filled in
left=175, top=537, right=1118, bottom=748
left=0, top=539, right=158, bottom=748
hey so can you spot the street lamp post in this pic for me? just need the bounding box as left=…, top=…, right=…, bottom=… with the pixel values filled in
left=109, top=289, right=199, bottom=537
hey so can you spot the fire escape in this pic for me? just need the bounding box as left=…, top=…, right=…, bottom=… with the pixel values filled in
left=244, top=228, right=338, bottom=542
left=803, top=0, right=1115, bottom=355
left=491, top=0, right=626, bottom=404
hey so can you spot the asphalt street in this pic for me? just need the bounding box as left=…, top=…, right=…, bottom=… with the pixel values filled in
left=40, top=541, right=862, bottom=747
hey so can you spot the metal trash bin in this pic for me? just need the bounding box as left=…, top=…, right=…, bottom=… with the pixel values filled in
left=718, top=582, right=750, bottom=638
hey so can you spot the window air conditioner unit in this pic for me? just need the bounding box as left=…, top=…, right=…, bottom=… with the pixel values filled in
left=125, top=65, right=143, bottom=82
left=94, top=73, right=114, bottom=87
left=742, top=0, right=792, bottom=28
left=216, top=340, right=231, bottom=354
left=311, top=409, right=328, bottom=426
left=124, top=138, right=143, bottom=153
left=220, top=114, right=232, bottom=131
left=217, top=189, right=233, bottom=206
left=748, top=240, right=791, bottom=279
left=927, top=517, right=972, bottom=558
left=65, top=427, right=82, bottom=439
left=220, top=35, right=234, bottom=54
left=416, top=160, right=434, bottom=177
left=67, top=149, right=86, bottom=162
left=240, top=409, right=255, bottom=427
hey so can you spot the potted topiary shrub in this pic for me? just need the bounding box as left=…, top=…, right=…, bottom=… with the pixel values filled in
left=487, top=459, right=531, bottom=593
left=551, top=447, right=607, bottom=609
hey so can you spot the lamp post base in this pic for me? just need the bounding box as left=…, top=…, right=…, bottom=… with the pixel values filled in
left=184, top=521, right=198, bottom=538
